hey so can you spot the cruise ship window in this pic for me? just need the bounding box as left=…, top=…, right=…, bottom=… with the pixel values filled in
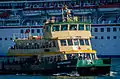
left=74, top=39, right=79, bottom=45
left=10, top=38, right=13, bottom=40
left=37, top=29, right=40, bottom=33
left=61, top=24, right=68, bottom=31
left=70, top=24, right=77, bottom=30
left=16, top=37, right=18, bottom=39
left=100, top=28, right=104, bottom=32
left=113, top=27, right=117, bottom=32
left=85, top=39, right=89, bottom=45
left=107, top=36, right=110, bottom=39
left=107, top=28, right=110, bottom=32
left=86, top=25, right=90, bottom=31
left=78, top=24, right=84, bottom=30
left=101, top=36, right=104, bottom=39
left=67, top=39, right=73, bottom=46
left=32, top=29, right=34, bottom=33
left=113, top=36, right=117, bottom=39
left=60, top=40, right=67, bottom=46
left=0, top=38, right=2, bottom=40
left=5, top=38, right=7, bottom=40
left=79, top=39, right=84, bottom=45
left=52, top=25, right=60, bottom=31
left=20, top=29, right=24, bottom=33
left=95, top=36, right=97, bottom=39
left=94, top=28, right=98, bottom=32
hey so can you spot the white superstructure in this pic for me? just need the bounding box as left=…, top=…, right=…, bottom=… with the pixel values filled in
left=0, top=0, right=120, bottom=56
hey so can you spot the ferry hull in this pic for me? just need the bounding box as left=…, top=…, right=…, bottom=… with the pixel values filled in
left=0, top=58, right=111, bottom=76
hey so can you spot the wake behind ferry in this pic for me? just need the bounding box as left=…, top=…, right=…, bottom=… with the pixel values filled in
left=0, top=6, right=111, bottom=76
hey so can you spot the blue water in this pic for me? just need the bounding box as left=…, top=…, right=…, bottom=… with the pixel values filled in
left=0, top=58, right=119, bottom=79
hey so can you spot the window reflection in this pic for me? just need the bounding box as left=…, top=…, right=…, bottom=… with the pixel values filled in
left=61, top=24, right=68, bottom=31
left=70, top=25, right=77, bottom=30
left=78, top=24, right=84, bottom=30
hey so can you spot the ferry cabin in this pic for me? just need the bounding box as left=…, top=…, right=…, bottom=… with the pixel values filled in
left=8, top=22, right=97, bottom=62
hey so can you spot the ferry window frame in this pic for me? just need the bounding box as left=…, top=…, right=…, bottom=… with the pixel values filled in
left=86, top=25, right=90, bottom=31
left=52, top=25, right=60, bottom=32
left=74, top=39, right=79, bottom=46
left=67, top=39, right=73, bottom=46
left=70, top=24, right=77, bottom=30
left=100, top=28, right=104, bottom=32
left=61, top=24, right=68, bottom=31
left=46, top=25, right=51, bottom=32
left=78, top=24, right=84, bottom=30
left=85, top=39, right=89, bottom=45
left=60, top=40, right=67, bottom=46
left=79, top=39, right=84, bottom=45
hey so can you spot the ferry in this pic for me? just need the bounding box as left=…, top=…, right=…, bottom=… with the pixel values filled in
left=0, top=0, right=120, bottom=57
left=0, top=5, right=111, bottom=76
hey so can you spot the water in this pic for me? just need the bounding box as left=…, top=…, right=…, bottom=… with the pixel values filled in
left=0, top=58, right=119, bottom=79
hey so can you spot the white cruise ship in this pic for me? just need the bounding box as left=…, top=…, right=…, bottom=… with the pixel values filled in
left=0, top=0, right=120, bottom=57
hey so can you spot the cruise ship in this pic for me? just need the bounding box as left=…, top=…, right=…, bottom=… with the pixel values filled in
left=0, top=0, right=120, bottom=57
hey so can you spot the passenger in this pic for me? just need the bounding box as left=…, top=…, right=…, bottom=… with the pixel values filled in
left=78, top=54, right=82, bottom=60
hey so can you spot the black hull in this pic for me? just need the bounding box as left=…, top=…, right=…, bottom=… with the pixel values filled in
left=0, top=65, right=110, bottom=76
left=0, top=58, right=111, bottom=76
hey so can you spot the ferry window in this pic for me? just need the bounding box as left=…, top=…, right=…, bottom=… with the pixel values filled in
left=61, top=24, right=68, bottom=31
left=46, top=25, right=51, bottom=32
left=107, top=36, right=110, bottom=39
left=0, top=38, right=2, bottom=40
left=95, top=36, right=97, bottom=39
left=37, top=29, right=40, bottom=33
left=113, top=27, right=117, bottom=32
left=74, top=39, right=79, bottom=45
left=60, top=40, right=67, bottom=46
left=85, top=39, right=89, bottom=45
left=78, top=24, right=84, bottom=30
left=101, top=36, right=104, bottom=39
left=86, top=25, right=90, bottom=31
left=5, top=38, right=7, bottom=40
left=70, top=24, right=77, bottom=30
left=107, top=28, right=110, bottom=32
left=52, top=25, right=60, bottom=31
left=20, top=29, right=24, bottom=33
left=100, top=28, right=104, bottom=32
left=79, top=39, right=84, bottom=45
left=67, top=39, right=73, bottom=46
left=32, top=29, right=34, bottom=33
left=94, top=28, right=98, bottom=32
left=113, top=36, right=117, bottom=39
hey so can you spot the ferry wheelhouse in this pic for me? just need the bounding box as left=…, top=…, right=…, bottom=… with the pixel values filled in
left=3, top=6, right=111, bottom=76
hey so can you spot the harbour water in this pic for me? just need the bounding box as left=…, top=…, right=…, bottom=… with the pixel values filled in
left=0, top=58, right=119, bottom=79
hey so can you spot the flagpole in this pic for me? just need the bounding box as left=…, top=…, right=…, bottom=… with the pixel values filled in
left=62, top=7, right=64, bottom=22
